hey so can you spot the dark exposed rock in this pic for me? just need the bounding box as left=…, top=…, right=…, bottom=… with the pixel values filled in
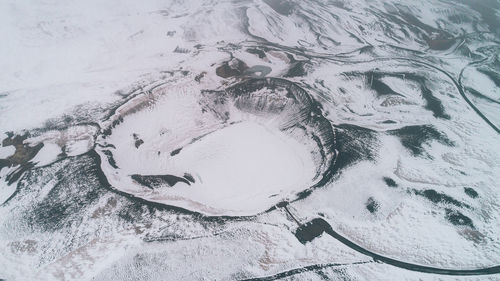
left=215, top=58, right=249, bottom=78
left=366, top=197, right=379, bottom=213
left=173, top=46, right=190, bottom=53
left=334, top=124, right=378, bottom=170
left=1, top=133, right=44, bottom=174
left=170, top=148, right=182, bottom=156
left=421, top=85, right=450, bottom=119
left=131, top=174, right=191, bottom=189
left=425, top=33, right=456, bottom=50
left=382, top=120, right=397, bottom=124
left=414, top=189, right=468, bottom=208
left=464, top=187, right=479, bottom=199
left=369, top=77, right=403, bottom=97
left=195, top=72, right=207, bottom=82
left=23, top=154, right=107, bottom=231
left=246, top=48, right=267, bottom=59
left=284, top=62, right=308, bottom=77
left=132, top=133, right=144, bottom=149
left=383, top=177, right=398, bottom=187
left=134, top=139, right=144, bottom=148
left=184, top=173, right=195, bottom=183
left=346, top=71, right=450, bottom=119
left=101, top=150, right=118, bottom=169
left=389, top=125, right=453, bottom=156
left=445, top=209, right=474, bottom=228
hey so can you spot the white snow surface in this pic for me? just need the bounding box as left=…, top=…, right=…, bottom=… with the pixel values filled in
left=1, top=0, right=500, bottom=280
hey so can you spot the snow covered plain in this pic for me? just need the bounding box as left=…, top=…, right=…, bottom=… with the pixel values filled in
left=1, top=0, right=500, bottom=280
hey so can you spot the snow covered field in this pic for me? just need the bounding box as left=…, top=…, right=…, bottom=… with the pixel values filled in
left=1, top=0, right=500, bottom=280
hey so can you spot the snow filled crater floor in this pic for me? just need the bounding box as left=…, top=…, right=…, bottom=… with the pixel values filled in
left=118, top=120, right=316, bottom=215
